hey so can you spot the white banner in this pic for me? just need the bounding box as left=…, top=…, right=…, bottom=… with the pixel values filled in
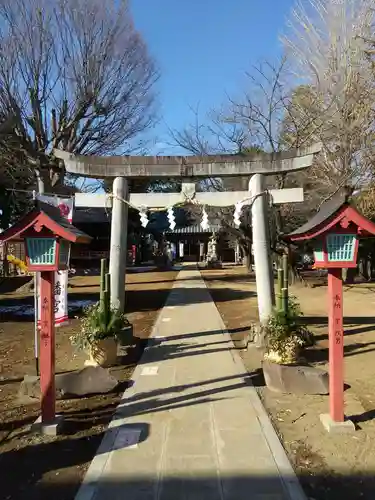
left=179, top=242, right=184, bottom=258
left=37, top=195, right=73, bottom=223
left=36, top=195, right=74, bottom=328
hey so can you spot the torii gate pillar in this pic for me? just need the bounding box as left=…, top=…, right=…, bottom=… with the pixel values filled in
left=109, top=177, right=128, bottom=311
left=249, top=174, right=275, bottom=324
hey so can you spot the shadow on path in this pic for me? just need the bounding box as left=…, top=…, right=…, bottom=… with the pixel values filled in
left=0, top=287, right=255, bottom=322
left=0, top=370, right=263, bottom=500
left=0, top=461, right=374, bottom=500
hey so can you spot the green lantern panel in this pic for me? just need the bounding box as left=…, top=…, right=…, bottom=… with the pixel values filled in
left=26, top=238, right=56, bottom=266
left=326, top=233, right=356, bottom=262
left=58, top=240, right=71, bottom=266
left=313, top=240, right=324, bottom=262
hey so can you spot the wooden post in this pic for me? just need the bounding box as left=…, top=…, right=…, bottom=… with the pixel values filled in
left=328, top=268, right=344, bottom=422
left=39, top=271, right=56, bottom=423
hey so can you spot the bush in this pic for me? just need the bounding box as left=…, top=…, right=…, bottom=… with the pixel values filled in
left=264, top=296, right=314, bottom=364
left=70, top=301, right=130, bottom=351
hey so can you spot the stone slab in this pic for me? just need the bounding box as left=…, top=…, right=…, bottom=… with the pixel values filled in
left=18, top=367, right=119, bottom=402
left=57, top=366, right=119, bottom=397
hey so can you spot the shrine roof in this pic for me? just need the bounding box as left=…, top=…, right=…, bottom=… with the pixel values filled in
left=165, top=224, right=221, bottom=235
left=285, top=189, right=375, bottom=241
left=73, top=207, right=110, bottom=224
left=287, top=191, right=349, bottom=238
left=37, top=201, right=84, bottom=233
left=0, top=201, right=92, bottom=244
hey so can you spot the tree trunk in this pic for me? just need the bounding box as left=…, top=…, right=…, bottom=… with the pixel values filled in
left=343, top=267, right=356, bottom=284
left=287, top=245, right=310, bottom=287
left=370, top=253, right=375, bottom=281
left=358, top=257, right=371, bottom=281
left=241, top=241, right=253, bottom=272
left=243, top=255, right=252, bottom=272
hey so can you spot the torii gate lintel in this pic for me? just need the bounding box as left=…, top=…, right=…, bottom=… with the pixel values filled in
left=53, top=144, right=321, bottom=179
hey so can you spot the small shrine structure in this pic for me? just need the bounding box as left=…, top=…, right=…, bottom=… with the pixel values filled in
left=0, top=201, right=91, bottom=435
left=285, top=191, right=375, bottom=432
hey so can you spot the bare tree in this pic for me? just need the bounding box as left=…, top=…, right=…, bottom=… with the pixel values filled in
left=169, top=103, right=273, bottom=269
left=168, top=60, right=327, bottom=279
left=0, top=0, right=159, bottom=193
left=282, top=0, right=375, bottom=201
left=171, top=1, right=375, bottom=281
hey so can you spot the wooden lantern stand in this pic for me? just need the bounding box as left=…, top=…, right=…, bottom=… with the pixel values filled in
left=0, top=202, right=91, bottom=435
left=285, top=193, right=375, bottom=433
left=327, top=268, right=345, bottom=424
left=39, top=271, right=56, bottom=424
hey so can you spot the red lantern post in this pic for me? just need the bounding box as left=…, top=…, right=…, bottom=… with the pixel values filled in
left=328, top=268, right=344, bottom=423
left=285, top=193, right=375, bottom=432
left=0, top=202, right=91, bottom=435
left=39, top=271, right=56, bottom=423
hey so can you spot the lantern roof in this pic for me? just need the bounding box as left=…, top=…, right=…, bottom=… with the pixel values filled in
left=0, top=201, right=92, bottom=244
left=285, top=190, right=375, bottom=242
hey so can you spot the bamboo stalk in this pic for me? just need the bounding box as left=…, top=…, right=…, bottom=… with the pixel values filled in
left=282, top=254, right=288, bottom=291
left=282, top=288, right=288, bottom=314
left=277, top=268, right=283, bottom=311
left=103, top=272, right=111, bottom=328
left=100, top=258, right=106, bottom=313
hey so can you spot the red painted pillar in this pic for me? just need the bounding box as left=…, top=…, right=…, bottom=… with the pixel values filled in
left=328, top=268, right=344, bottom=422
left=39, top=271, right=56, bottom=423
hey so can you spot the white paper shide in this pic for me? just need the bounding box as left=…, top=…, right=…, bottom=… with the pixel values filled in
left=36, top=195, right=73, bottom=327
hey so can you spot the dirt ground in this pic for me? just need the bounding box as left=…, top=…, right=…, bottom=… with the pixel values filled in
left=202, top=266, right=375, bottom=500
left=0, top=268, right=178, bottom=500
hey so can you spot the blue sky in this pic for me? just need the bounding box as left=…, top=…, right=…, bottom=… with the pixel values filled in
left=131, top=0, right=294, bottom=154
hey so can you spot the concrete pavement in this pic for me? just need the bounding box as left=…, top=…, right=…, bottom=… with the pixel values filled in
left=75, top=266, right=306, bottom=500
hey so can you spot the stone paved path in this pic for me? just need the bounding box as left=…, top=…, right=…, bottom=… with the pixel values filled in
left=75, top=266, right=306, bottom=500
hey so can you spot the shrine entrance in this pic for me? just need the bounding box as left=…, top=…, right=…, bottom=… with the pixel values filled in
left=165, top=223, right=221, bottom=262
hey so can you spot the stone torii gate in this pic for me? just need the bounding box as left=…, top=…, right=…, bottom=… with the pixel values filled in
left=54, top=144, right=321, bottom=323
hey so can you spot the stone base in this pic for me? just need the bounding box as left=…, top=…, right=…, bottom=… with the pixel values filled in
left=320, top=413, right=356, bottom=434
left=207, top=260, right=222, bottom=269
left=31, top=414, right=64, bottom=436
left=117, top=324, right=134, bottom=347
left=262, top=359, right=329, bottom=395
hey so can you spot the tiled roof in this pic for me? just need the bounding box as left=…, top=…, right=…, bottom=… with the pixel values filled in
left=165, top=224, right=221, bottom=234
left=73, top=208, right=110, bottom=224
left=285, top=189, right=350, bottom=238
left=36, top=201, right=91, bottom=240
